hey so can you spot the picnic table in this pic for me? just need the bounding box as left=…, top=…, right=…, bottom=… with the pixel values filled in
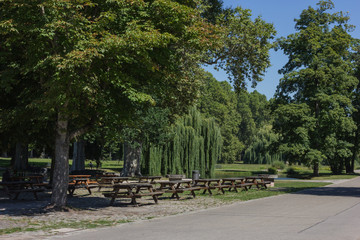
left=103, top=183, right=163, bottom=206
left=68, top=175, right=98, bottom=196
left=137, top=176, right=162, bottom=184
left=221, top=177, right=253, bottom=192
left=193, top=179, right=228, bottom=195
left=157, top=180, right=201, bottom=199
left=9, top=175, right=49, bottom=189
left=97, top=177, right=129, bottom=191
left=0, top=181, right=44, bottom=200
left=245, top=176, right=271, bottom=189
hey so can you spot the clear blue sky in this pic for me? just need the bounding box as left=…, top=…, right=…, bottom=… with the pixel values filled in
left=204, top=0, right=360, bottom=99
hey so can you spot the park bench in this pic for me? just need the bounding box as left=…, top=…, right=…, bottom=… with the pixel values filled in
left=158, top=180, right=202, bottom=199
left=0, top=181, right=44, bottom=200
left=103, top=183, right=163, bottom=205
left=68, top=175, right=98, bottom=196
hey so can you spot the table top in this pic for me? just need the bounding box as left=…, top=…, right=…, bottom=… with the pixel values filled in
left=222, top=177, right=245, bottom=181
left=69, top=175, right=91, bottom=178
left=245, top=176, right=264, bottom=179
left=158, top=180, right=192, bottom=184
left=137, top=176, right=162, bottom=179
left=113, top=183, right=153, bottom=188
left=0, top=181, right=32, bottom=185
left=101, top=177, right=128, bottom=180
left=195, top=179, right=220, bottom=182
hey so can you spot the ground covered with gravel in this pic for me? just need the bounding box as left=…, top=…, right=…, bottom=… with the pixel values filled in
left=0, top=188, right=229, bottom=239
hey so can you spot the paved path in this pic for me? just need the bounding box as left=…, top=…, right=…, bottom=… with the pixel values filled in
left=54, top=177, right=360, bottom=240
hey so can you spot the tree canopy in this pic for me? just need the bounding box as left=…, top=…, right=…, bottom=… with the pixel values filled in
left=0, top=0, right=276, bottom=209
left=273, top=0, right=358, bottom=175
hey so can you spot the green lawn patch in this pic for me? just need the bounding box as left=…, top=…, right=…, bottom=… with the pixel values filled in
left=210, top=181, right=331, bottom=202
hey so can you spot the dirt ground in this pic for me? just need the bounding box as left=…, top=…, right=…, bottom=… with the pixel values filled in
left=0, top=188, right=228, bottom=239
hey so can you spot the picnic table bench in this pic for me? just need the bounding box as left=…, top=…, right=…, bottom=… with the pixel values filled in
left=136, top=176, right=162, bottom=184
left=193, top=179, right=229, bottom=195
left=245, top=176, right=272, bottom=189
left=97, top=177, right=129, bottom=191
left=103, top=183, right=163, bottom=205
left=157, top=180, right=202, bottom=199
left=0, top=181, right=44, bottom=200
left=222, top=177, right=254, bottom=192
left=68, top=175, right=98, bottom=196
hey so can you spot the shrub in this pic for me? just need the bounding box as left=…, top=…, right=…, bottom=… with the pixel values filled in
left=286, top=167, right=299, bottom=176
left=271, top=161, right=285, bottom=170
left=268, top=167, right=278, bottom=174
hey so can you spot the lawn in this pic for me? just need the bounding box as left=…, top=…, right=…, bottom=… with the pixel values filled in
left=1, top=158, right=358, bottom=180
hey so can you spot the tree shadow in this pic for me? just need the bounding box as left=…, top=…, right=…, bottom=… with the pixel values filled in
left=292, top=186, right=360, bottom=198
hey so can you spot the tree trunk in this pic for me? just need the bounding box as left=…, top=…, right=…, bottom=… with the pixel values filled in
left=121, top=142, right=142, bottom=177
left=13, top=142, right=28, bottom=170
left=50, top=117, right=70, bottom=209
left=313, top=162, right=319, bottom=176
left=70, top=140, right=85, bottom=172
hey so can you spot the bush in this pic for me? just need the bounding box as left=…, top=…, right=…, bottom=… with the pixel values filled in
left=286, top=167, right=299, bottom=176
left=271, top=161, right=285, bottom=170
left=268, top=167, right=278, bottom=174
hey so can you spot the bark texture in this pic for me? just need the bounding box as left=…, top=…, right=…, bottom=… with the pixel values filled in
left=121, top=142, right=142, bottom=177
left=50, top=118, right=70, bottom=209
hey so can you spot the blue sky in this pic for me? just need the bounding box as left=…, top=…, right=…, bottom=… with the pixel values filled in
left=204, top=0, right=360, bottom=99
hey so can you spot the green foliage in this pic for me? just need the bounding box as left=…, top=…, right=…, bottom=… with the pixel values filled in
left=286, top=167, right=300, bottom=176
left=198, top=73, right=242, bottom=163
left=267, top=167, right=278, bottom=174
left=273, top=0, right=358, bottom=175
left=141, top=107, right=222, bottom=178
left=271, top=161, right=286, bottom=170
left=243, top=125, right=283, bottom=164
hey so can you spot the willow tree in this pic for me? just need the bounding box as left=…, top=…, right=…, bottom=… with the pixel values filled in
left=141, top=108, right=222, bottom=178
left=273, top=0, right=357, bottom=175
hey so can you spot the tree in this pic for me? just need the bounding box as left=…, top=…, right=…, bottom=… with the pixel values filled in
left=0, top=0, right=216, bottom=209
left=0, top=0, right=276, bottom=209
left=198, top=73, right=243, bottom=163
left=141, top=107, right=222, bottom=178
left=273, top=0, right=358, bottom=175
left=349, top=45, right=360, bottom=173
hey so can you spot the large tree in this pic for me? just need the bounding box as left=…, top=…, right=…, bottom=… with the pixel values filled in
left=0, top=0, right=275, bottom=209
left=0, top=0, right=214, bottom=209
left=273, top=0, right=358, bottom=175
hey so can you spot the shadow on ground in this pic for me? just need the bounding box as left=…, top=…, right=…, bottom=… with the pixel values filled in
left=293, top=186, right=360, bottom=198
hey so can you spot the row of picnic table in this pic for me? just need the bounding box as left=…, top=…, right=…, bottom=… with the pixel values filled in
left=0, top=174, right=273, bottom=205
left=96, top=175, right=273, bottom=206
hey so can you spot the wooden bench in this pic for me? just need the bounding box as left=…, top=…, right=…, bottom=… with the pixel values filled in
left=0, top=181, right=44, bottom=200
left=68, top=175, right=99, bottom=196
left=104, top=183, right=163, bottom=205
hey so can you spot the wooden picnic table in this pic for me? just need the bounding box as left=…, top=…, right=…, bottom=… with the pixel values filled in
left=0, top=181, right=44, bottom=200
left=193, top=179, right=227, bottom=195
left=97, top=177, right=129, bottom=191
left=103, top=183, right=163, bottom=206
left=157, top=180, right=201, bottom=199
left=68, top=175, right=98, bottom=196
left=245, top=176, right=271, bottom=189
left=221, top=177, right=253, bottom=192
left=137, top=176, right=162, bottom=184
left=9, top=175, right=49, bottom=189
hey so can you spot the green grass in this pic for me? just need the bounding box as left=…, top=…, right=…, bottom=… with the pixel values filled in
left=0, top=157, right=124, bottom=178
left=0, top=219, right=131, bottom=235
left=210, top=180, right=331, bottom=202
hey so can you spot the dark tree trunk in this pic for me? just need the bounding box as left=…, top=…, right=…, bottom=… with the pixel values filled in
left=121, top=142, right=142, bottom=177
left=13, top=142, right=28, bottom=170
left=70, top=140, right=85, bottom=172
left=50, top=117, right=70, bottom=209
